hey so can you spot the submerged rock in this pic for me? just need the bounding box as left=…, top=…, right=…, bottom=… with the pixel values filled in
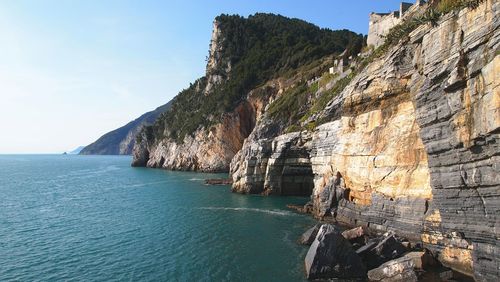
left=287, top=203, right=312, bottom=214
left=205, top=178, right=233, bottom=185
left=304, top=224, right=366, bottom=280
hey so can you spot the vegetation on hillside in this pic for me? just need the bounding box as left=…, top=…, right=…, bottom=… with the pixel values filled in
left=142, top=1, right=485, bottom=145
left=145, top=13, right=363, bottom=143
left=273, top=0, right=487, bottom=132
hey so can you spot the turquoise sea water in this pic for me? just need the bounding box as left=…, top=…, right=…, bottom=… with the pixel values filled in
left=0, top=155, right=315, bottom=281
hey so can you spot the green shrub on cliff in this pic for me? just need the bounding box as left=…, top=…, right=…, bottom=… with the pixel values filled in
left=380, top=0, right=484, bottom=53
left=268, top=83, right=311, bottom=124
left=436, top=0, right=483, bottom=13
left=295, top=0, right=486, bottom=129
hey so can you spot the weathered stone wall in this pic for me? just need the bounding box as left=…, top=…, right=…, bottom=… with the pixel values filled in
left=367, top=12, right=401, bottom=48
left=367, top=1, right=426, bottom=48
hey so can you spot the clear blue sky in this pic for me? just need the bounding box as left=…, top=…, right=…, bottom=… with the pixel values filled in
left=0, top=0, right=405, bottom=153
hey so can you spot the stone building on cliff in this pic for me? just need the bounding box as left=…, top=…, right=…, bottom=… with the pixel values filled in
left=367, top=0, right=426, bottom=48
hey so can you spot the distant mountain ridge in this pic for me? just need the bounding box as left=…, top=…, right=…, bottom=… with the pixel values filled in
left=80, top=101, right=172, bottom=155
left=67, top=146, right=85, bottom=154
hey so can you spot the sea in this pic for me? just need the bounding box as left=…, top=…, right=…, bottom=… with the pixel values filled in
left=0, top=155, right=316, bottom=281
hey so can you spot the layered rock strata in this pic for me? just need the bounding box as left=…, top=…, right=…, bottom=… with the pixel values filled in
left=230, top=1, right=499, bottom=280
left=230, top=131, right=314, bottom=195
left=131, top=14, right=361, bottom=172
left=415, top=3, right=500, bottom=279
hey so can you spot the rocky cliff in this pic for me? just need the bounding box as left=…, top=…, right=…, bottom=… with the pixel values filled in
left=132, top=98, right=256, bottom=171
left=230, top=0, right=499, bottom=280
left=128, top=2, right=498, bottom=279
left=131, top=13, right=363, bottom=171
left=80, top=101, right=172, bottom=155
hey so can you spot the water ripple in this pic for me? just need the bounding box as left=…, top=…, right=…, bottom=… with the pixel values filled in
left=0, top=155, right=314, bottom=281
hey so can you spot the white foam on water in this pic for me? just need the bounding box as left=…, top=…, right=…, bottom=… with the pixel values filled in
left=124, top=180, right=172, bottom=188
left=197, top=207, right=293, bottom=216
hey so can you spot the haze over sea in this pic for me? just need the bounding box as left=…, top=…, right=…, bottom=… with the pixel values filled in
left=0, top=155, right=315, bottom=281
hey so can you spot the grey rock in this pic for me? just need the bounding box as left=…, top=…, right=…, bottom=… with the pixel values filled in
left=372, top=233, right=408, bottom=262
left=342, top=226, right=366, bottom=241
left=231, top=131, right=314, bottom=195
left=299, top=224, right=321, bottom=245
left=355, top=232, right=408, bottom=269
left=439, top=270, right=453, bottom=281
left=305, top=224, right=366, bottom=280
left=367, top=253, right=419, bottom=282
left=356, top=240, right=378, bottom=256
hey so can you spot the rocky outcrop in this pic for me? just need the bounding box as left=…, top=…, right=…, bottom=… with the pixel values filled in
left=367, top=252, right=420, bottom=282
left=301, top=222, right=448, bottom=281
left=230, top=131, right=314, bottom=195
left=132, top=100, right=256, bottom=172
left=304, top=224, right=367, bottom=280
left=204, top=20, right=231, bottom=95
left=299, top=224, right=321, bottom=245
left=231, top=1, right=499, bottom=280
left=131, top=14, right=363, bottom=172
left=204, top=178, right=233, bottom=185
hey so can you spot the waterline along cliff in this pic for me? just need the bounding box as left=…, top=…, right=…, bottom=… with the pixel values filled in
left=132, top=1, right=498, bottom=280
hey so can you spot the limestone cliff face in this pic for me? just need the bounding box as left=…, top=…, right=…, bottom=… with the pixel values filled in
left=231, top=131, right=314, bottom=195
left=414, top=3, right=499, bottom=279
left=204, top=20, right=231, bottom=95
left=131, top=20, right=247, bottom=172
left=230, top=1, right=499, bottom=280
left=132, top=100, right=256, bottom=172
